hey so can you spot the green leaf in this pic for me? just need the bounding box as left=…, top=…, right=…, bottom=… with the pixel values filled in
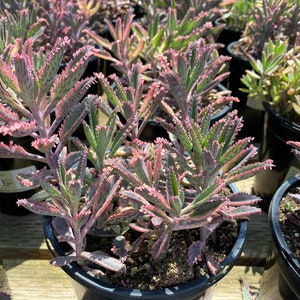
left=14, top=53, right=35, bottom=103
left=182, top=181, right=225, bottom=214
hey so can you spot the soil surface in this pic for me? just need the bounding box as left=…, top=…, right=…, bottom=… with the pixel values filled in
left=278, top=184, right=300, bottom=264
left=87, top=221, right=239, bottom=290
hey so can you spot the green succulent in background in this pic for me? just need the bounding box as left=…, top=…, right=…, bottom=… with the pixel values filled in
left=219, top=0, right=257, bottom=31
left=240, top=39, right=300, bottom=123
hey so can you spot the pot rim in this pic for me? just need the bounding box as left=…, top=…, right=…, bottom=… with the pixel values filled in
left=263, top=102, right=300, bottom=134
left=269, top=174, right=300, bottom=276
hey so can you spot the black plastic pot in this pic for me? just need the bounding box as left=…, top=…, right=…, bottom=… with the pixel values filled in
left=225, top=41, right=265, bottom=142
left=259, top=175, right=300, bottom=299
left=43, top=185, right=248, bottom=300
left=254, top=102, right=300, bottom=212
left=214, top=19, right=242, bottom=55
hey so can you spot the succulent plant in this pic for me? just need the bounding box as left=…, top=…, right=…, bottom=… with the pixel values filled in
left=157, top=38, right=236, bottom=120
left=218, top=0, right=257, bottom=32
left=0, top=4, right=274, bottom=287
left=236, top=0, right=298, bottom=59
left=0, top=37, right=96, bottom=169
left=0, top=37, right=273, bottom=287
left=90, top=36, right=236, bottom=128
left=240, top=39, right=300, bottom=123
left=15, top=100, right=273, bottom=282
left=0, top=7, right=44, bottom=60
left=86, top=5, right=224, bottom=82
left=33, top=0, right=92, bottom=59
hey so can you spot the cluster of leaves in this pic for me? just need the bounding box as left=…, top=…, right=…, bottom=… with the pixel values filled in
left=219, top=0, right=257, bottom=31
left=0, top=0, right=132, bottom=60
left=13, top=64, right=273, bottom=277
left=240, top=39, right=300, bottom=122
left=0, top=6, right=44, bottom=60
left=239, top=0, right=297, bottom=59
left=0, top=37, right=96, bottom=168
left=86, top=5, right=224, bottom=81
left=157, top=38, right=235, bottom=120
left=0, top=1, right=276, bottom=285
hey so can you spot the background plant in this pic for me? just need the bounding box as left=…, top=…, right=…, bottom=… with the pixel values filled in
left=87, top=5, right=224, bottom=81
left=240, top=39, right=300, bottom=123
left=0, top=7, right=44, bottom=61
left=237, top=0, right=296, bottom=59
left=219, top=0, right=257, bottom=31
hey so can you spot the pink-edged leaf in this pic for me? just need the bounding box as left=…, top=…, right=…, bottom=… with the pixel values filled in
left=140, top=205, right=173, bottom=224
left=186, top=198, right=226, bottom=220
left=38, top=36, right=69, bottom=95
left=14, top=52, right=35, bottom=103
left=0, top=120, right=36, bottom=137
left=107, top=207, right=139, bottom=224
left=0, top=57, right=20, bottom=94
left=109, top=160, right=142, bottom=187
left=17, top=197, right=62, bottom=216
left=31, top=135, right=60, bottom=153
left=81, top=250, right=126, bottom=272
left=50, top=46, right=93, bottom=102
left=188, top=239, right=205, bottom=266
left=57, top=101, right=90, bottom=150
left=152, top=146, right=163, bottom=184
left=119, top=190, right=150, bottom=206
left=221, top=140, right=257, bottom=173
left=135, top=184, right=172, bottom=211
left=52, top=77, right=96, bottom=120
left=231, top=206, right=262, bottom=219
left=182, top=180, right=226, bottom=214
left=151, top=231, right=172, bottom=261
left=224, top=159, right=274, bottom=183
left=0, top=102, right=19, bottom=123
left=229, top=192, right=262, bottom=206
left=50, top=255, right=77, bottom=267
left=0, top=141, right=44, bottom=161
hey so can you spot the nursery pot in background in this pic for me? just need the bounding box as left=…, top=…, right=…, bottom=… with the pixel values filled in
left=253, top=102, right=300, bottom=212
left=225, top=41, right=265, bottom=143
left=214, top=18, right=242, bottom=55
left=0, top=136, right=43, bottom=215
left=43, top=184, right=248, bottom=300
left=259, top=175, right=300, bottom=300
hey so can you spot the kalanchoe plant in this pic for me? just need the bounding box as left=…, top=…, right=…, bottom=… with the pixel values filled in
left=86, top=6, right=224, bottom=81
left=0, top=36, right=96, bottom=169
left=34, top=0, right=100, bottom=60
left=157, top=38, right=236, bottom=120
left=4, top=43, right=274, bottom=289
left=236, top=0, right=296, bottom=59
left=107, top=109, right=273, bottom=274
left=93, top=38, right=236, bottom=132
left=15, top=101, right=274, bottom=287
left=95, top=64, right=165, bottom=141
left=0, top=8, right=44, bottom=60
